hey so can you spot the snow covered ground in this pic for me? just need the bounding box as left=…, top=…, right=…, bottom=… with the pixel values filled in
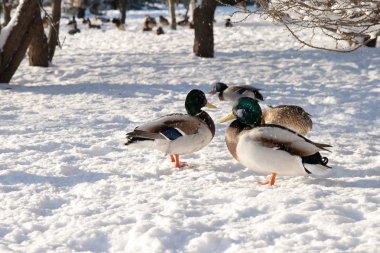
left=1, top=6, right=380, bottom=253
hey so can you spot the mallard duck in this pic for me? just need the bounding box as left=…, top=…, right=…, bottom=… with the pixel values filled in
left=209, top=82, right=264, bottom=102
left=209, top=82, right=312, bottom=135
left=225, top=18, right=233, bottom=27
left=145, top=15, right=157, bottom=29
left=68, top=23, right=81, bottom=35
left=159, top=15, right=169, bottom=26
left=220, top=97, right=331, bottom=186
left=156, top=26, right=164, bottom=35
left=125, top=89, right=216, bottom=168
left=67, top=16, right=76, bottom=26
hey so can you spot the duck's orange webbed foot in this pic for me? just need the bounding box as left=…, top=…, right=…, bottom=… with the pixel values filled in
left=174, top=154, right=191, bottom=169
left=258, top=173, right=277, bottom=186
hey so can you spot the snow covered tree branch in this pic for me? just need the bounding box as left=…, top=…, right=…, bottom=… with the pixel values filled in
left=251, top=0, right=380, bottom=51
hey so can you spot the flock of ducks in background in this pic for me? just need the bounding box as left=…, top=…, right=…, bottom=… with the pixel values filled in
left=125, top=83, right=332, bottom=186
left=56, top=15, right=127, bottom=35
left=141, top=15, right=234, bottom=34
left=51, top=13, right=235, bottom=36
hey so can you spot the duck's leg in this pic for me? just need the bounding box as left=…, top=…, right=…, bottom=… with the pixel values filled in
left=174, top=154, right=190, bottom=169
left=169, top=155, right=175, bottom=162
left=258, top=173, right=277, bottom=186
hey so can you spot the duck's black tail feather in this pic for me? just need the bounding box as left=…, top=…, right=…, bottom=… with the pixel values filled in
left=125, top=136, right=154, bottom=145
left=302, top=152, right=331, bottom=175
left=125, top=130, right=164, bottom=145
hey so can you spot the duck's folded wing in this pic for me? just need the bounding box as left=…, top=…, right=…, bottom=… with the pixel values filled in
left=131, top=113, right=202, bottom=140
left=248, top=124, right=331, bottom=156
left=230, top=85, right=263, bottom=100
left=126, top=130, right=166, bottom=140
left=230, top=85, right=261, bottom=92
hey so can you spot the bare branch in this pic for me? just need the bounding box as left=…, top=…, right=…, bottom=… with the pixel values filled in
left=231, top=0, right=380, bottom=52
left=39, top=2, right=64, bottom=49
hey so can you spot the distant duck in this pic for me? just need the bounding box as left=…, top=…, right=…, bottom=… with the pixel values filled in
left=208, top=82, right=312, bottom=135
left=68, top=23, right=80, bottom=35
left=125, top=89, right=216, bottom=168
left=112, top=18, right=125, bottom=30
left=87, top=19, right=101, bottom=29
left=112, top=17, right=121, bottom=24
left=225, top=18, right=233, bottom=27
left=156, top=26, right=164, bottom=35
left=220, top=97, right=331, bottom=186
left=145, top=15, right=157, bottom=28
left=189, top=21, right=194, bottom=29
left=67, top=15, right=76, bottom=26
left=177, top=15, right=189, bottom=26
left=159, top=15, right=169, bottom=26
left=143, top=20, right=152, bottom=32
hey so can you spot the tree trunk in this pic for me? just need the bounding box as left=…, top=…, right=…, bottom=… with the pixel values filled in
left=2, top=0, right=12, bottom=26
left=0, top=0, right=40, bottom=83
left=29, top=9, right=49, bottom=67
left=193, top=0, right=217, bottom=58
left=77, top=7, right=85, bottom=19
left=47, top=0, right=62, bottom=62
left=119, top=0, right=127, bottom=24
left=169, top=0, right=176, bottom=30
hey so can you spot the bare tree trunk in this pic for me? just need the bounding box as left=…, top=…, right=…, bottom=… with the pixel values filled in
left=78, top=0, right=88, bottom=18
left=29, top=8, right=49, bottom=67
left=119, top=0, right=127, bottom=24
left=0, top=0, right=40, bottom=83
left=2, top=0, right=12, bottom=26
left=169, top=0, right=176, bottom=30
left=193, top=0, right=217, bottom=58
left=47, top=0, right=62, bottom=62
left=77, top=7, right=85, bottom=19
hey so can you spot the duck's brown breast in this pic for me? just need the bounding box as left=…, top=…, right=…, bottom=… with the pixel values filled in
left=225, top=120, right=246, bottom=161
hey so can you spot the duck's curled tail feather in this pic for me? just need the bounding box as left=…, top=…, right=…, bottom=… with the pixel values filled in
left=302, top=152, right=331, bottom=175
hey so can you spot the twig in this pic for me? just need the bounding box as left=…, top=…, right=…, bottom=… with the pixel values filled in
left=39, top=2, right=64, bottom=49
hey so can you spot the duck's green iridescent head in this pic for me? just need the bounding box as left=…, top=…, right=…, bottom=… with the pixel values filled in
left=185, top=89, right=216, bottom=115
left=233, top=97, right=262, bottom=126
left=220, top=97, right=262, bottom=126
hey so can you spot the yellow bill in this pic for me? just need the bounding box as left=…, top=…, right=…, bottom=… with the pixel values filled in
left=219, top=113, right=236, bottom=123
left=205, top=102, right=217, bottom=109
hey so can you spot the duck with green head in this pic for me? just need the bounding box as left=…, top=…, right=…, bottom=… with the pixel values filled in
left=220, top=97, right=331, bottom=185
left=209, top=82, right=312, bottom=136
left=125, top=89, right=216, bottom=168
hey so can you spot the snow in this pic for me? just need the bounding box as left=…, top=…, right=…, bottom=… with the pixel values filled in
left=1, top=6, right=380, bottom=253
